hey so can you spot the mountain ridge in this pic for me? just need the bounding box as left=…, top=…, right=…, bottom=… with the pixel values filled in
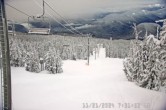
left=12, top=5, right=166, bottom=39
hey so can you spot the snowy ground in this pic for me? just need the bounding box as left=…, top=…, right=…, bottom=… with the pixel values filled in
left=5, top=48, right=166, bottom=110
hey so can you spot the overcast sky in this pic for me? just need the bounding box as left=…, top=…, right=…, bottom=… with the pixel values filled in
left=6, top=0, right=160, bottom=21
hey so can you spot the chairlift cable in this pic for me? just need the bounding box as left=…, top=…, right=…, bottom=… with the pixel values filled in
left=33, top=0, right=78, bottom=35
left=44, top=1, right=84, bottom=36
left=6, top=1, right=83, bottom=35
left=5, top=3, right=32, bottom=17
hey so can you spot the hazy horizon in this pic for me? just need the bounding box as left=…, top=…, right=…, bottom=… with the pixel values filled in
left=6, top=0, right=160, bottom=22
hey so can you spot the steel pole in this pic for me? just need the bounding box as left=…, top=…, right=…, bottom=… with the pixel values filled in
left=87, top=36, right=90, bottom=65
left=0, top=0, right=12, bottom=110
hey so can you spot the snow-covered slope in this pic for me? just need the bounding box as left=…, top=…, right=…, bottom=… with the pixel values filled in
left=11, top=57, right=166, bottom=110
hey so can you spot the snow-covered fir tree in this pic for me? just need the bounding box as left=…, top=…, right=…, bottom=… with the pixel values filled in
left=45, top=48, right=63, bottom=74
left=10, top=38, right=25, bottom=67
left=25, top=51, right=40, bottom=73
left=124, top=22, right=166, bottom=92
left=160, top=20, right=166, bottom=39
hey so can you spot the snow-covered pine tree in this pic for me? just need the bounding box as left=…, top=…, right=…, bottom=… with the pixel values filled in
left=25, top=51, right=40, bottom=73
left=124, top=25, right=142, bottom=82
left=45, top=48, right=63, bottom=74
left=76, top=46, right=83, bottom=59
left=158, top=21, right=166, bottom=91
left=124, top=23, right=166, bottom=92
left=10, top=38, right=25, bottom=67
left=61, top=45, right=70, bottom=60
left=137, top=36, right=161, bottom=90
left=124, top=41, right=138, bottom=81
left=124, top=22, right=166, bottom=91
left=160, top=20, right=166, bottom=39
left=55, top=55, right=63, bottom=73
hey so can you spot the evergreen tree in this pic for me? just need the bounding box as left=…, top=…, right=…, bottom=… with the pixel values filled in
left=10, top=39, right=25, bottom=67
left=45, top=48, right=63, bottom=74
left=25, top=51, right=40, bottom=73
left=124, top=31, right=166, bottom=92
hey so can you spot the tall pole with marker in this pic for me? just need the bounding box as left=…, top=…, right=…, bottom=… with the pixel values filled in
left=0, top=0, right=12, bottom=110
left=109, top=37, right=112, bottom=58
left=87, top=34, right=91, bottom=65
left=87, top=35, right=90, bottom=65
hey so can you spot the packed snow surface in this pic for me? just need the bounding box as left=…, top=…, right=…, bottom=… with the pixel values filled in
left=11, top=56, right=166, bottom=110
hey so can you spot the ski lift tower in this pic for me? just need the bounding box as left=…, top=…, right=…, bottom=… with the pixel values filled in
left=0, top=0, right=12, bottom=110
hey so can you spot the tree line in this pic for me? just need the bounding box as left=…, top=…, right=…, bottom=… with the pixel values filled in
left=7, top=34, right=130, bottom=74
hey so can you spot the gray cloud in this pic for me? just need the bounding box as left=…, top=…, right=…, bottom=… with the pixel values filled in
left=6, top=0, right=159, bottom=21
left=161, top=0, right=166, bottom=4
